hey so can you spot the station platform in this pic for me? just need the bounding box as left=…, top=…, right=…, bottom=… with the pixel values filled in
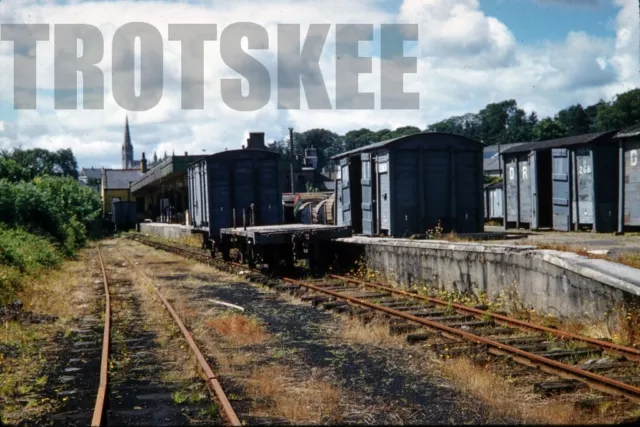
left=139, top=222, right=192, bottom=240
left=334, top=235, right=640, bottom=321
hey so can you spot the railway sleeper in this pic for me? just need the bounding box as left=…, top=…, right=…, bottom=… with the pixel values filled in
left=533, top=379, right=585, bottom=395
left=274, top=284, right=302, bottom=292
left=389, top=323, right=422, bottom=335
left=533, top=348, right=601, bottom=360
left=406, top=332, right=439, bottom=344
left=477, top=326, right=519, bottom=336
left=384, top=304, right=437, bottom=312
left=493, top=336, right=550, bottom=345
left=343, top=292, right=392, bottom=300
left=322, top=301, right=349, bottom=310
left=301, top=295, right=331, bottom=304
left=577, top=361, right=636, bottom=372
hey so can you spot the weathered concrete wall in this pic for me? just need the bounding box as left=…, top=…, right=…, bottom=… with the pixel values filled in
left=140, top=223, right=193, bottom=240
left=337, top=237, right=640, bottom=320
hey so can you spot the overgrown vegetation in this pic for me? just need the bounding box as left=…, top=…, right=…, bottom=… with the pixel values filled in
left=0, top=149, right=102, bottom=306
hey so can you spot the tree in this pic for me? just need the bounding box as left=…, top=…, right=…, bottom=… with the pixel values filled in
left=0, top=148, right=79, bottom=182
left=532, top=118, right=568, bottom=141
left=556, top=104, right=592, bottom=136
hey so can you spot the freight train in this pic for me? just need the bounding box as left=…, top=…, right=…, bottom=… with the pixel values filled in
left=186, top=133, right=351, bottom=270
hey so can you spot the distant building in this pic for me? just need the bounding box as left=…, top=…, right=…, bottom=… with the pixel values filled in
left=483, top=142, right=526, bottom=176
left=101, top=168, right=142, bottom=217
left=79, top=167, right=102, bottom=191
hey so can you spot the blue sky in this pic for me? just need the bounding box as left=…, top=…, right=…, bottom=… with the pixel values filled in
left=481, top=0, right=618, bottom=43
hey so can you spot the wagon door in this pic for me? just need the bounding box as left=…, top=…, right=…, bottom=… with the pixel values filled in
left=377, top=156, right=390, bottom=234
left=257, top=157, right=280, bottom=225
left=361, top=153, right=375, bottom=236
left=552, top=148, right=571, bottom=231
left=505, top=157, right=518, bottom=223
left=234, top=159, right=256, bottom=225
left=574, top=147, right=594, bottom=227
left=340, top=158, right=351, bottom=227
left=529, top=151, right=538, bottom=229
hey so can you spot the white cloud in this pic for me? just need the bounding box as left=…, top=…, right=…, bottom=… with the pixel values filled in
left=0, top=0, right=637, bottom=168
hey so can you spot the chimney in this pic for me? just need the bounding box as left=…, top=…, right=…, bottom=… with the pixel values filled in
left=246, top=132, right=266, bottom=150
left=140, top=152, right=147, bottom=173
left=184, top=151, right=188, bottom=156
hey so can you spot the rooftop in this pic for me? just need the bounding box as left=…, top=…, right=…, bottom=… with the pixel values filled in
left=102, top=169, right=142, bottom=190
left=331, top=131, right=481, bottom=159
left=501, top=130, right=619, bottom=155
left=130, top=154, right=208, bottom=194
left=614, top=123, right=640, bottom=139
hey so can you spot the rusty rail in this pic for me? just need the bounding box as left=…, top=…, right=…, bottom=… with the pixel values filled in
left=129, top=235, right=640, bottom=402
left=115, top=244, right=241, bottom=426
left=330, top=274, right=640, bottom=362
left=281, top=276, right=640, bottom=403
left=91, top=244, right=111, bottom=427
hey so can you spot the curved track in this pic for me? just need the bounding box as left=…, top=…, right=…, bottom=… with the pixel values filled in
left=130, top=234, right=640, bottom=405
left=91, top=243, right=241, bottom=426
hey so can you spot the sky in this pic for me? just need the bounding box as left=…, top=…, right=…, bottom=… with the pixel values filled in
left=0, top=0, right=638, bottom=169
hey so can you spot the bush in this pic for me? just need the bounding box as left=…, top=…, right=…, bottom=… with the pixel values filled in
left=0, top=265, right=23, bottom=307
left=0, top=176, right=101, bottom=255
left=0, top=227, right=62, bottom=274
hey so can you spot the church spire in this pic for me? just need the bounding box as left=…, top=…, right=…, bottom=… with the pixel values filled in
left=122, top=115, right=134, bottom=169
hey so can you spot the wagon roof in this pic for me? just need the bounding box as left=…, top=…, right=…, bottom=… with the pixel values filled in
left=330, top=131, right=482, bottom=159
left=501, top=130, right=618, bottom=155
left=614, top=123, right=640, bottom=139
left=187, top=148, right=279, bottom=168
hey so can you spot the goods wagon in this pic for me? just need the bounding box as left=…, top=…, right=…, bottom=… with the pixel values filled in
left=484, top=182, right=504, bottom=221
left=614, top=125, right=640, bottom=232
left=501, top=131, right=618, bottom=232
left=332, top=131, right=484, bottom=237
left=187, top=136, right=283, bottom=251
left=112, top=200, right=137, bottom=232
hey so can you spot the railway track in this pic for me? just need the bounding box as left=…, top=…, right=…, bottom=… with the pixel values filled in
left=129, top=234, right=640, bottom=409
left=90, top=242, right=241, bottom=426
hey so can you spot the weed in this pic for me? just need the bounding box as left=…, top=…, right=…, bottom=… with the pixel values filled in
left=171, top=391, right=188, bottom=404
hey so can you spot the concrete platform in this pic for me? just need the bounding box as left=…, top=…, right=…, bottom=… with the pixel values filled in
left=336, top=236, right=640, bottom=320
left=139, top=223, right=193, bottom=240
left=484, top=226, right=640, bottom=258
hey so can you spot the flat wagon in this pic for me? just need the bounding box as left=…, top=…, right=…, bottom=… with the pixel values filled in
left=220, top=223, right=352, bottom=269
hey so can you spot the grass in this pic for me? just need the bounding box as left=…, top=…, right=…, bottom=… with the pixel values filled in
left=245, top=364, right=343, bottom=424
left=340, top=315, right=400, bottom=346
left=206, top=313, right=268, bottom=347
left=0, top=250, right=90, bottom=425
left=438, top=357, right=595, bottom=425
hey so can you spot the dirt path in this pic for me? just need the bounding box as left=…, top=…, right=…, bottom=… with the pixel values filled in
left=120, top=238, right=510, bottom=425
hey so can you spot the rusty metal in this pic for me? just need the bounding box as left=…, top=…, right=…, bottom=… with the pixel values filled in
left=91, top=245, right=111, bottom=427
left=116, top=244, right=241, bottom=426
left=282, top=276, right=640, bottom=403
left=330, top=274, right=640, bottom=362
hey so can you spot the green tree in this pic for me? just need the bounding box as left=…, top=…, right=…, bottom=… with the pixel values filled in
left=532, top=118, right=568, bottom=141
left=556, top=104, right=592, bottom=136
left=0, top=147, right=79, bottom=182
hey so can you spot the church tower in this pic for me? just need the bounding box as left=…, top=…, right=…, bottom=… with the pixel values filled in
left=122, top=116, right=134, bottom=169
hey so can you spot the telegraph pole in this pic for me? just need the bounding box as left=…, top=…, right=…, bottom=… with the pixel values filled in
left=289, top=127, right=295, bottom=194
